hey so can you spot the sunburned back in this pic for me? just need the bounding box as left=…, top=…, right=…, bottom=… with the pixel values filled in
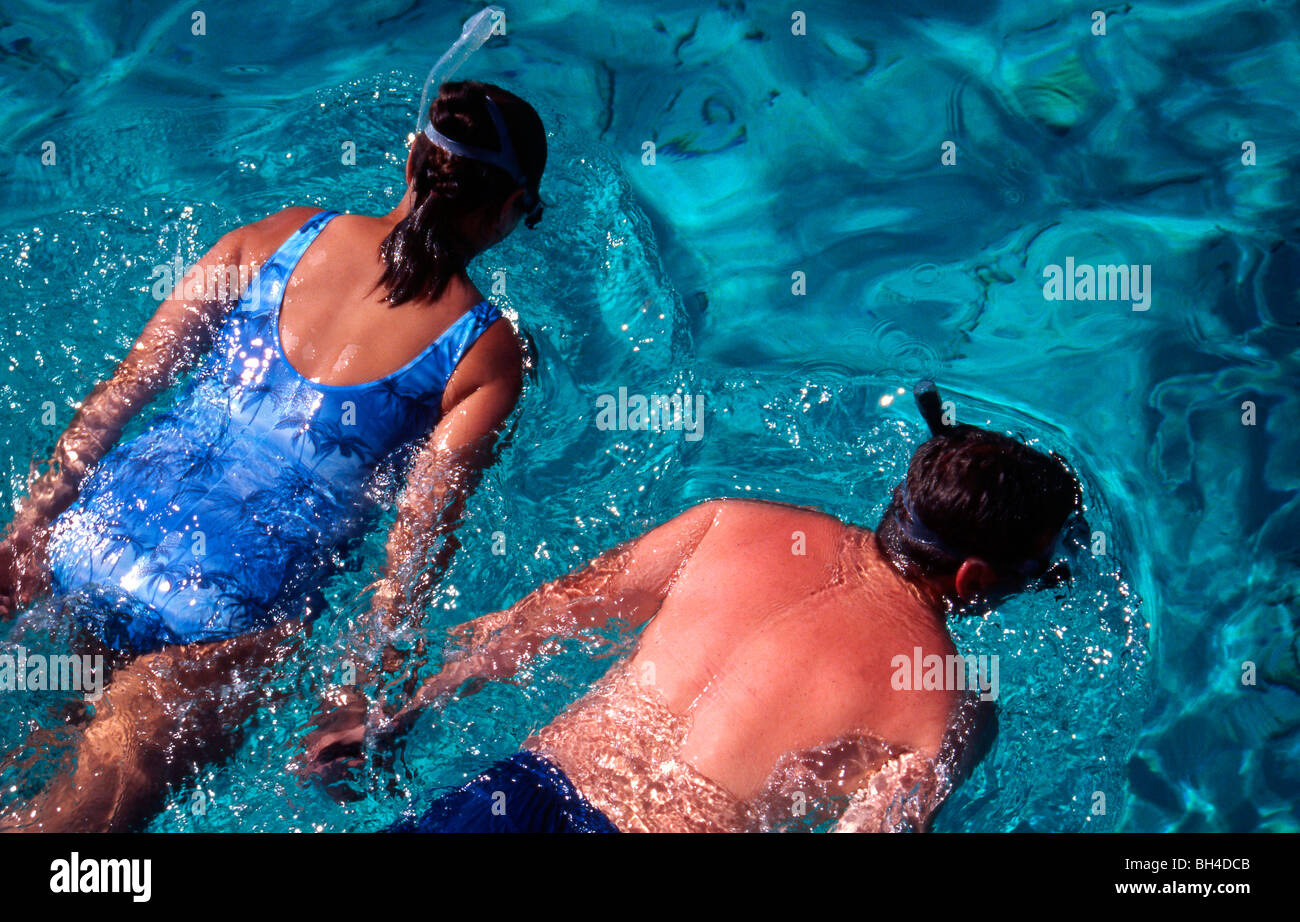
left=532, top=501, right=965, bottom=830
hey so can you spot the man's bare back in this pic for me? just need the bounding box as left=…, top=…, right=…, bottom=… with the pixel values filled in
left=393, top=499, right=979, bottom=832
left=327, top=396, right=1077, bottom=833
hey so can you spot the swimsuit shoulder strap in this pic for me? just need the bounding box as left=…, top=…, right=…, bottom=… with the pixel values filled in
left=412, top=299, right=505, bottom=397
left=443, top=299, right=504, bottom=363
left=265, top=209, right=340, bottom=274
left=234, top=210, right=340, bottom=318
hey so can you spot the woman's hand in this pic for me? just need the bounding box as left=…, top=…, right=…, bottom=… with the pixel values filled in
left=299, top=685, right=373, bottom=799
left=0, top=516, right=52, bottom=620
left=298, top=684, right=418, bottom=801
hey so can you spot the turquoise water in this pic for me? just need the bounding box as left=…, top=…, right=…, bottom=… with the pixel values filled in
left=0, top=0, right=1296, bottom=831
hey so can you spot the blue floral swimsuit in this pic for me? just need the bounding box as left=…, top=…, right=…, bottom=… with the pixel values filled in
left=45, top=210, right=502, bottom=653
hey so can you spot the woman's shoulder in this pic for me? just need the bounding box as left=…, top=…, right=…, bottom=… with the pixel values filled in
left=250, top=205, right=330, bottom=241
left=229, top=206, right=331, bottom=266
left=440, top=308, right=524, bottom=409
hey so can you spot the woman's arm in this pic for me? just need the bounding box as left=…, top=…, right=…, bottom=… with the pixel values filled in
left=298, top=322, right=521, bottom=786
left=0, top=225, right=250, bottom=616
left=17, top=229, right=247, bottom=528
left=346, top=319, right=524, bottom=689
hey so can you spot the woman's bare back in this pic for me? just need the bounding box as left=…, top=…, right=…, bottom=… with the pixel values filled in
left=243, top=208, right=491, bottom=388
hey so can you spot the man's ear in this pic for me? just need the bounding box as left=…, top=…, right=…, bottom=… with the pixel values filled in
left=498, top=188, right=525, bottom=225
left=954, top=557, right=998, bottom=599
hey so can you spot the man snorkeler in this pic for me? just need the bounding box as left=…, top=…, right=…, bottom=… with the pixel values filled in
left=307, top=383, right=1083, bottom=832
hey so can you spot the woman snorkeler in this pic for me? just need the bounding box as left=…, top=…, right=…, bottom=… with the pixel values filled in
left=0, top=78, right=547, bottom=830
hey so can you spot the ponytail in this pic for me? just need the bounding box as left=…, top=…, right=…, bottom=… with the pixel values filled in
left=377, top=81, right=547, bottom=306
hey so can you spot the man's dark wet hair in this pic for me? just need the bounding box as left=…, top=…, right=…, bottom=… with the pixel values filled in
left=875, top=424, right=1082, bottom=583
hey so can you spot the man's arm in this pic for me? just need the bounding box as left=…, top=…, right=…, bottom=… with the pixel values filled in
left=298, top=499, right=725, bottom=785
left=385, top=499, right=723, bottom=728
left=833, top=751, right=948, bottom=833
left=833, top=694, right=995, bottom=833
left=301, top=501, right=722, bottom=782
left=296, top=498, right=722, bottom=777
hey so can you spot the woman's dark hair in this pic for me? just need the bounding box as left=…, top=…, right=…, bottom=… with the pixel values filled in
left=377, top=80, right=547, bottom=306
left=876, top=426, right=1082, bottom=581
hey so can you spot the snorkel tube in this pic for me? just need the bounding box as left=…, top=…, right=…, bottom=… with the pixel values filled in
left=411, top=6, right=544, bottom=228
left=414, top=6, right=502, bottom=136
left=914, top=379, right=955, bottom=437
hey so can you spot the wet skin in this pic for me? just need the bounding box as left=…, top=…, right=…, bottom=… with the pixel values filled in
left=377, top=498, right=1000, bottom=832
left=0, top=180, right=530, bottom=831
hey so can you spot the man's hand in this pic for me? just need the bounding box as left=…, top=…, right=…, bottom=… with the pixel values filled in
left=298, top=683, right=422, bottom=802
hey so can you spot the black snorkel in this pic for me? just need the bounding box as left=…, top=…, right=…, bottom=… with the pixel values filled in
left=914, top=379, right=951, bottom=437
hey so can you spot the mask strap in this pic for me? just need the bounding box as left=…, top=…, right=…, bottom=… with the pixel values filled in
left=896, top=482, right=970, bottom=561
left=422, top=95, right=527, bottom=189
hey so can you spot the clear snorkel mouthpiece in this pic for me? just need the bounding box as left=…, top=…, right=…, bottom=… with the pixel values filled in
left=414, top=6, right=502, bottom=135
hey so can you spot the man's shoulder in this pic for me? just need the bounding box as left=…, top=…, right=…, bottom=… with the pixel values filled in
left=694, top=496, right=845, bottom=527
left=668, top=498, right=855, bottom=568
